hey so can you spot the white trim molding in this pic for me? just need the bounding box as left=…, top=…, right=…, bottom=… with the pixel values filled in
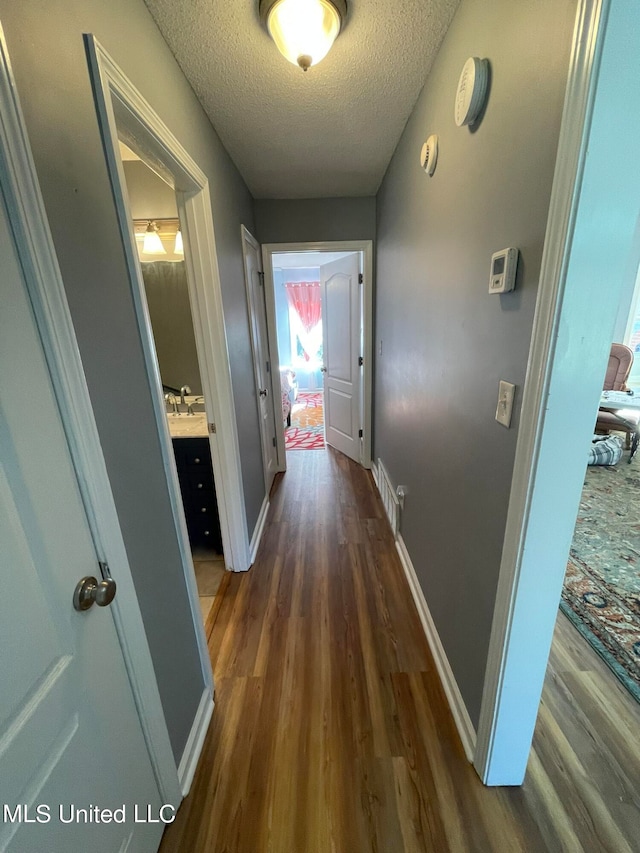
left=474, top=0, right=622, bottom=785
left=395, top=536, right=477, bottom=763
left=177, top=689, right=214, bottom=796
left=249, top=495, right=270, bottom=565
left=262, top=240, right=374, bottom=471
left=0, top=25, right=180, bottom=803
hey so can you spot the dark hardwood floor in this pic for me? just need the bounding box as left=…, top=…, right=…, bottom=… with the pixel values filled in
left=160, top=449, right=640, bottom=852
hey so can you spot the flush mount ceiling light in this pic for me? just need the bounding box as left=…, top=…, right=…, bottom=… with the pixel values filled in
left=142, top=220, right=166, bottom=255
left=259, top=0, right=347, bottom=72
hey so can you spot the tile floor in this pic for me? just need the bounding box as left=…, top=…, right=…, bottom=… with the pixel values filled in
left=192, top=547, right=226, bottom=624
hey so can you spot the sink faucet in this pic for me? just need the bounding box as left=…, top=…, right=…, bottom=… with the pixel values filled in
left=187, top=397, right=204, bottom=415
left=180, top=385, right=192, bottom=406
left=187, top=395, right=204, bottom=416
left=164, top=392, right=179, bottom=416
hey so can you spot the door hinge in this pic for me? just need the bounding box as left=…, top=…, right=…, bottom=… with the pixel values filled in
left=358, top=355, right=364, bottom=367
left=266, top=360, right=271, bottom=373
left=257, top=270, right=265, bottom=284
left=209, top=422, right=217, bottom=434
left=272, top=436, right=277, bottom=447
left=358, top=429, right=363, bottom=438
left=358, top=273, right=363, bottom=284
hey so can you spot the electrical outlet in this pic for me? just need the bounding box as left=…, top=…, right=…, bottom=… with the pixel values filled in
left=495, top=381, right=516, bottom=428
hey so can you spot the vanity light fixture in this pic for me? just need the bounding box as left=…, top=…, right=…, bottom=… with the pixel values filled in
left=174, top=229, right=184, bottom=255
left=259, top=0, right=346, bottom=72
left=142, top=220, right=166, bottom=255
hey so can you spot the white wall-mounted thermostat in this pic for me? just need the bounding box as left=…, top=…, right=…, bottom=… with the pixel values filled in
left=489, top=247, right=519, bottom=293
left=420, top=134, right=439, bottom=176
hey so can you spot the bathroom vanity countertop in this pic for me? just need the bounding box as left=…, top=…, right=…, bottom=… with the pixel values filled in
left=166, top=412, right=209, bottom=438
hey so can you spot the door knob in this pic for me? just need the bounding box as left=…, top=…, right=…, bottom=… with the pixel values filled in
left=259, top=388, right=268, bottom=397
left=73, top=576, right=117, bottom=611
left=320, top=366, right=327, bottom=373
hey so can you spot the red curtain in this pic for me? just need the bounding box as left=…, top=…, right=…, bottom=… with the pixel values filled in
left=285, top=282, right=322, bottom=361
left=285, top=281, right=321, bottom=333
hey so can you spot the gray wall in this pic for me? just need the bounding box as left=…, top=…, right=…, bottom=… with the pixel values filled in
left=0, top=0, right=263, bottom=761
left=374, top=0, right=576, bottom=727
left=254, top=197, right=376, bottom=244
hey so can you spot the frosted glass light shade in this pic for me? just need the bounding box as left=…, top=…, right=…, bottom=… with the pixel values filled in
left=174, top=229, right=184, bottom=255
left=266, top=0, right=342, bottom=71
left=142, top=222, right=166, bottom=255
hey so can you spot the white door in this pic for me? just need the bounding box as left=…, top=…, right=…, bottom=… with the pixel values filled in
left=0, top=191, right=164, bottom=851
left=321, top=253, right=362, bottom=463
left=242, top=227, right=279, bottom=493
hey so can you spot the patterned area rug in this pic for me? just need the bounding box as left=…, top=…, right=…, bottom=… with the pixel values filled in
left=562, top=456, right=640, bottom=702
left=285, top=392, right=325, bottom=451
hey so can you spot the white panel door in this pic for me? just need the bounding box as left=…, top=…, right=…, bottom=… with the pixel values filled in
left=0, top=192, right=164, bottom=851
left=242, top=228, right=278, bottom=494
left=321, top=253, right=362, bottom=463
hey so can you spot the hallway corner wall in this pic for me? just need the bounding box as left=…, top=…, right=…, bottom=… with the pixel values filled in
left=0, top=0, right=263, bottom=763
left=374, top=0, right=577, bottom=727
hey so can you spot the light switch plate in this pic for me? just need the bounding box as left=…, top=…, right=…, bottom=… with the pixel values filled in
left=495, top=381, right=516, bottom=428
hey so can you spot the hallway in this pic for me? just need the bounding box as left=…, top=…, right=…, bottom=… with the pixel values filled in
left=159, top=450, right=640, bottom=852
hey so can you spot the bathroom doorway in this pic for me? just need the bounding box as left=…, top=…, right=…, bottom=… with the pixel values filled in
left=119, top=143, right=226, bottom=627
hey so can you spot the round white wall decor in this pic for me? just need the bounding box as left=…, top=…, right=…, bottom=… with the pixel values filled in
left=454, top=57, right=488, bottom=127
left=420, top=134, right=439, bottom=176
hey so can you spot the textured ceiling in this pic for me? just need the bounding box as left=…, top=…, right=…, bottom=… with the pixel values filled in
left=143, top=0, right=460, bottom=198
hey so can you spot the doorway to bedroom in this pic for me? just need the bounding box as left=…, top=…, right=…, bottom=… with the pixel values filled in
left=271, top=250, right=360, bottom=455
left=263, top=241, right=373, bottom=469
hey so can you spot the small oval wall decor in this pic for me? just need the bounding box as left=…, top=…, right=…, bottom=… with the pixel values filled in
left=454, top=57, right=489, bottom=127
left=420, top=134, right=439, bottom=176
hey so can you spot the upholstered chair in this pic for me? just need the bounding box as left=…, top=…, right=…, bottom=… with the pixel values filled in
left=596, top=343, right=639, bottom=451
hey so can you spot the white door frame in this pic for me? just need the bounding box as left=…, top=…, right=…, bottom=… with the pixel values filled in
left=241, top=224, right=278, bottom=496
left=0, top=25, right=180, bottom=805
left=262, top=240, right=374, bottom=469
left=475, top=0, right=640, bottom=784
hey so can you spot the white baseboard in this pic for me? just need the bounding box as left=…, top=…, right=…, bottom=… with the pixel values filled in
left=371, top=460, right=379, bottom=487
left=249, top=494, right=270, bottom=565
left=395, top=534, right=477, bottom=763
left=178, top=688, right=214, bottom=796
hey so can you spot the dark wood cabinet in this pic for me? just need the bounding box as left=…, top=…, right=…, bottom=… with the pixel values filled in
left=172, top=436, right=222, bottom=553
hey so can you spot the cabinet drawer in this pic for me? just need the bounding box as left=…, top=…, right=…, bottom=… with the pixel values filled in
left=185, top=468, right=215, bottom=498
left=185, top=439, right=211, bottom=468
left=186, top=514, right=222, bottom=550
left=184, top=495, right=216, bottom=518
left=173, top=436, right=212, bottom=468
